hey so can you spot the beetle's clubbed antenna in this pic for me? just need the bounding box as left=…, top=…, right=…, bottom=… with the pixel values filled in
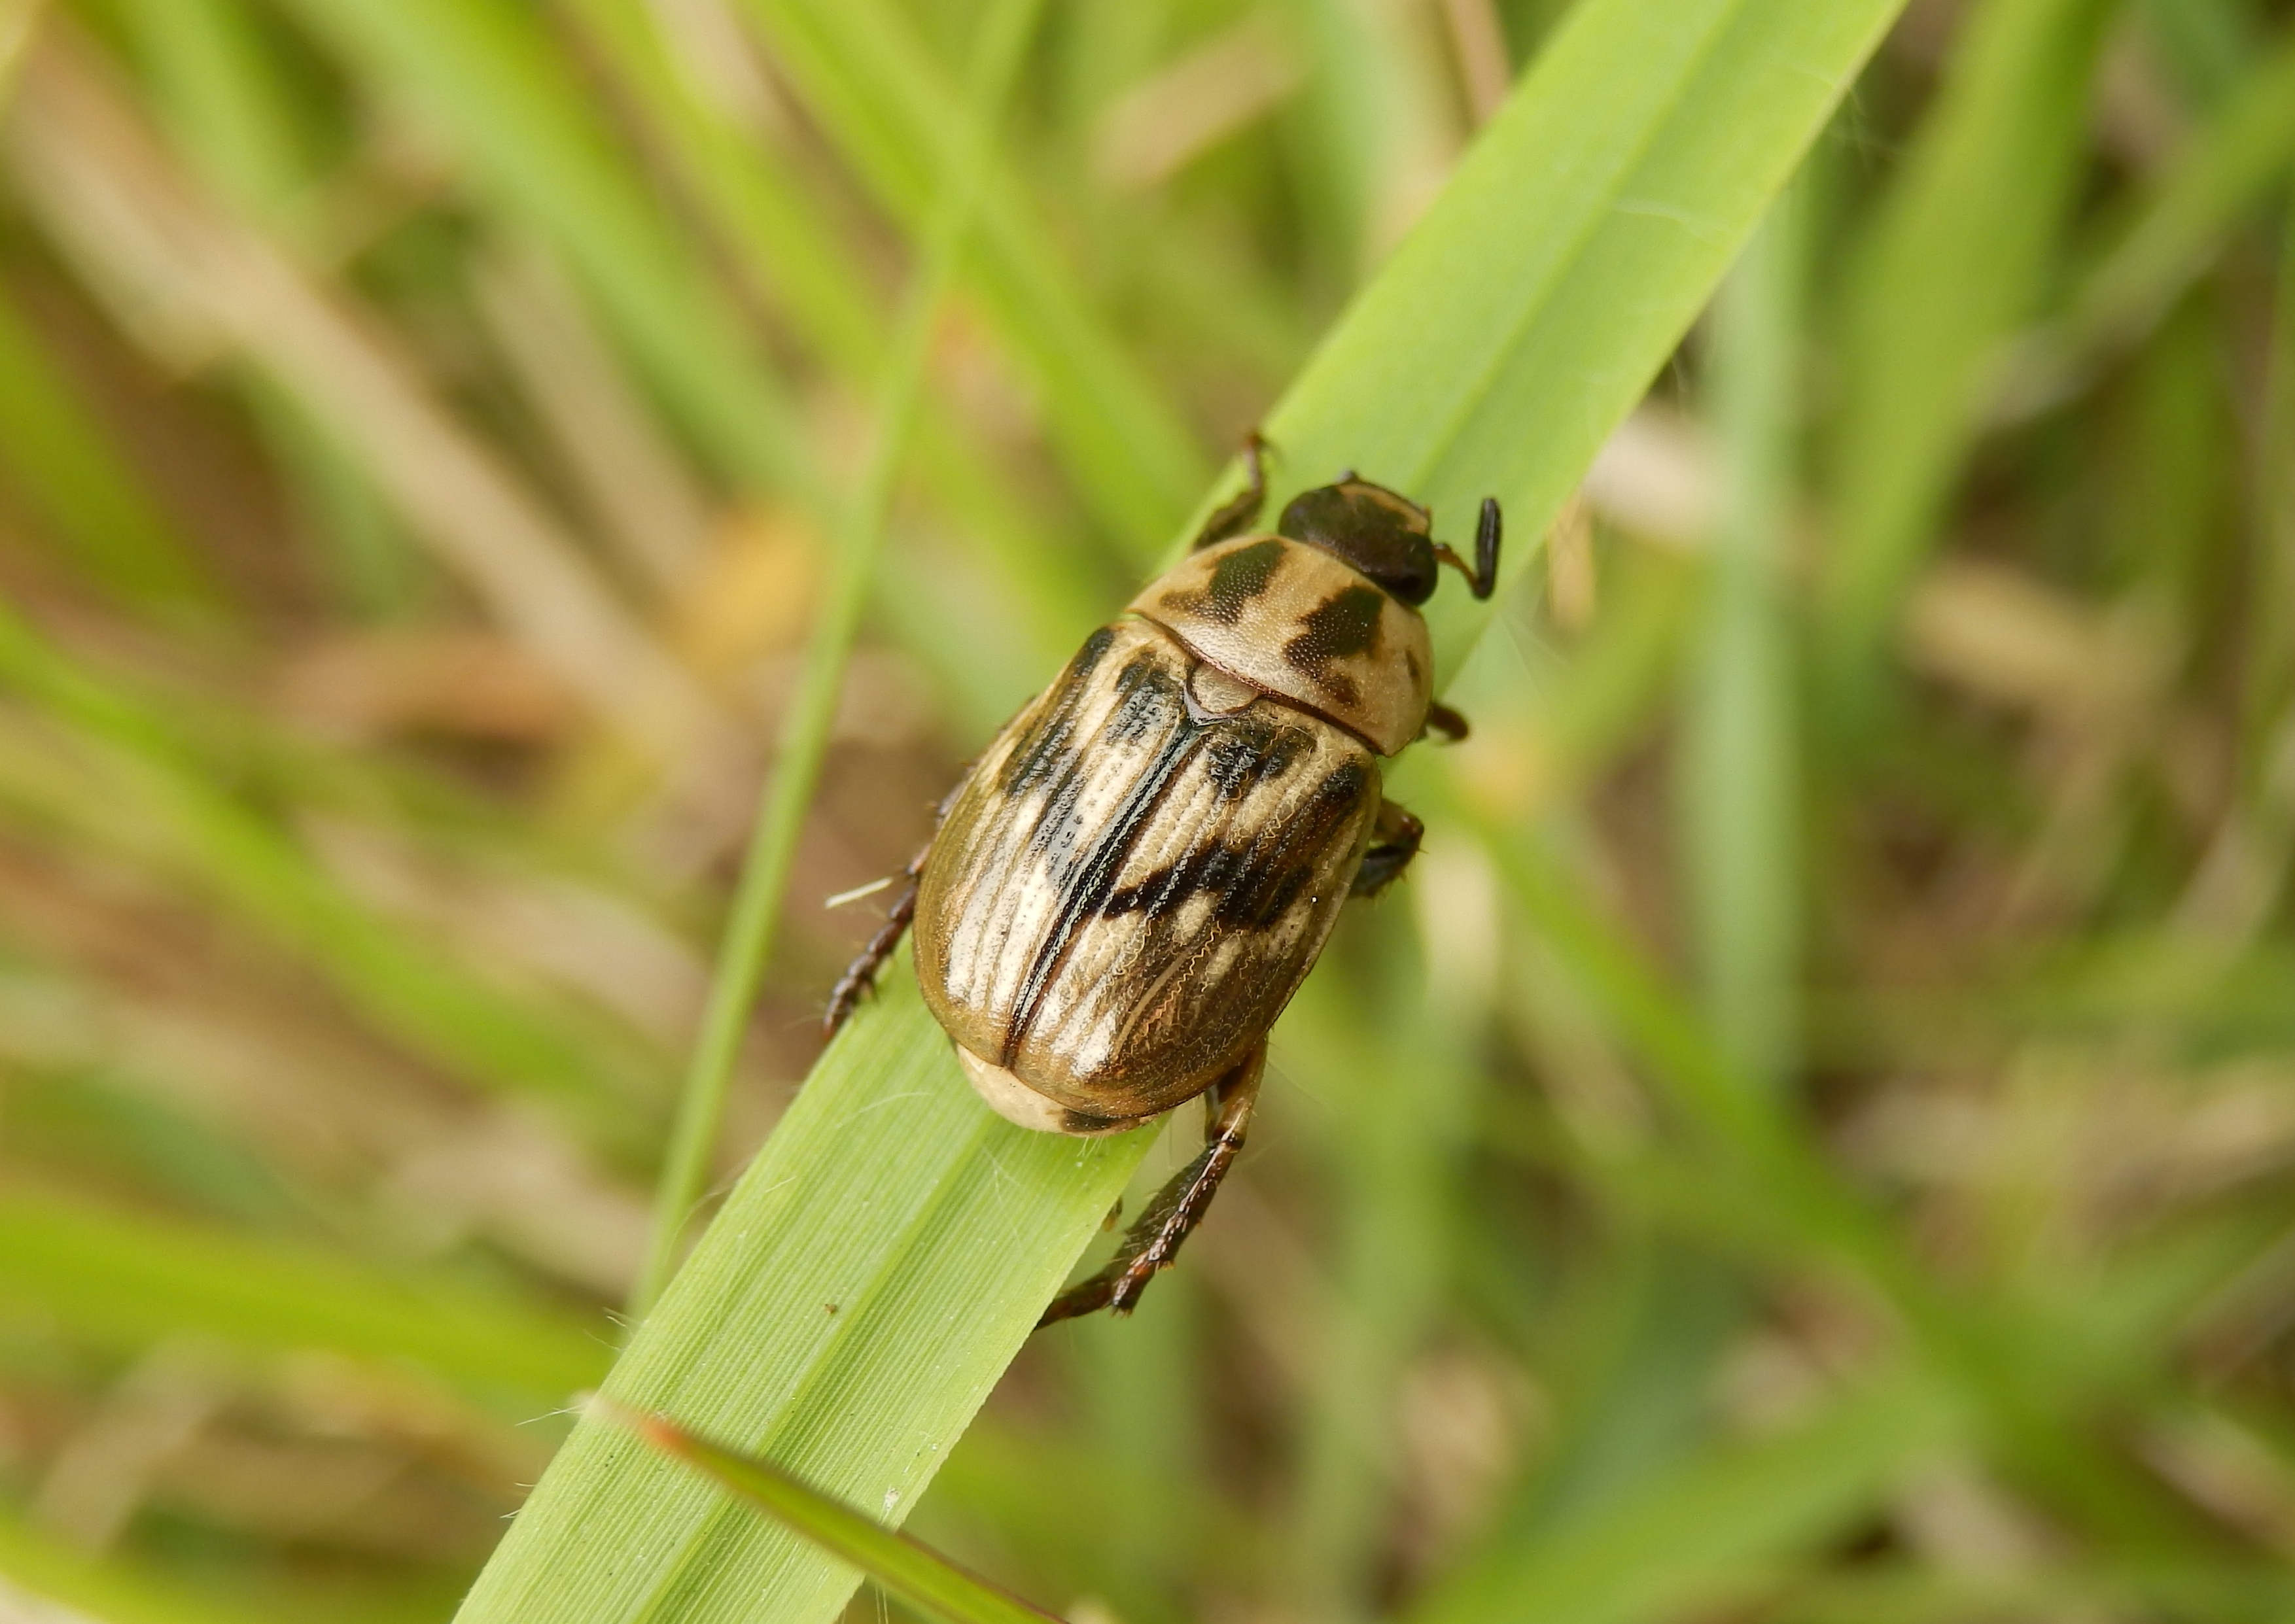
left=1433, top=496, right=1502, bottom=600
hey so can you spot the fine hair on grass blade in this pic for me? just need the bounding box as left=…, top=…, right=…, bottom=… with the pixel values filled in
left=453, top=2, right=1911, bottom=1620
left=602, top=1400, right=1067, bottom=1624
left=631, top=0, right=1053, bottom=1321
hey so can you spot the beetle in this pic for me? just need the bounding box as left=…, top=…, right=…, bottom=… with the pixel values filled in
left=826, top=436, right=1499, bottom=1324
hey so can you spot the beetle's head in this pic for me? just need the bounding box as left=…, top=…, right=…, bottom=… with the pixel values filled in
left=1276, top=477, right=1441, bottom=605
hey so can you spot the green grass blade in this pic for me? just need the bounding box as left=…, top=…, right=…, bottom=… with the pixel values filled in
left=1260, top=0, right=1907, bottom=687
left=0, top=1184, right=608, bottom=1396
left=1816, top=0, right=2118, bottom=694
left=733, top=0, right=1209, bottom=561
left=633, top=0, right=1049, bottom=1317
left=610, top=1403, right=1067, bottom=1624
left=1281, top=958, right=1483, bottom=1622
left=457, top=973, right=1147, bottom=1623
left=451, top=3, right=1908, bottom=1617
left=2052, top=19, right=2295, bottom=381
left=0, top=1513, right=273, bottom=1624
left=1409, top=1367, right=1963, bottom=1624
left=273, top=0, right=808, bottom=496
left=1679, top=192, right=1804, bottom=1092
left=0, top=600, right=655, bottom=1124
left=557, top=0, right=1111, bottom=667
left=114, top=0, right=313, bottom=222
left=0, top=284, right=220, bottom=622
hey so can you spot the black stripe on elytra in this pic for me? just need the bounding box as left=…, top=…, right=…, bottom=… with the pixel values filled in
left=1158, top=537, right=1285, bottom=625
left=1106, top=649, right=1174, bottom=743
left=1003, top=653, right=1202, bottom=1060
left=1202, top=716, right=1309, bottom=799
left=1100, top=758, right=1371, bottom=933
left=1004, top=649, right=1176, bottom=902
left=997, top=626, right=1115, bottom=795
left=1282, top=585, right=1385, bottom=708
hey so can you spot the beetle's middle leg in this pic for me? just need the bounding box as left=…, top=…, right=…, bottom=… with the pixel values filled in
left=822, top=845, right=927, bottom=1039
left=1038, top=1045, right=1264, bottom=1326
left=1350, top=798, right=1424, bottom=899
left=1190, top=430, right=1270, bottom=551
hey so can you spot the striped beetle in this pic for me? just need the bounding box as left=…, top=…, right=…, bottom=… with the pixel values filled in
left=827, top=437, right=1499, bottom=1323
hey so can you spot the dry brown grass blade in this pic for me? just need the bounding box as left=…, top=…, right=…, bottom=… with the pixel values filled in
left=0, top=22, right=724, bottom=757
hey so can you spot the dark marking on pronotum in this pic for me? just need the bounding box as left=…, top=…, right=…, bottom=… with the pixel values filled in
left=1282, top=585, right=1385, bottom=706
left=1161, top=537, right=1284, bottom=625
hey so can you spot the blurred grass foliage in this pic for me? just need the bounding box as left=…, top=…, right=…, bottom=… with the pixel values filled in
left=0, top=0, right=2293, bottom=1622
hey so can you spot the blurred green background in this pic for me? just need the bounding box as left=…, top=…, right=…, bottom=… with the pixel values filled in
left=0, top=0, right=2293, bottom=1619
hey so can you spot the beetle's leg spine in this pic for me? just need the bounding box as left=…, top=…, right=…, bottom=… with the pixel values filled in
left=1036, top=1047, right=1263, bottom=1326
left=1350, top=800, right=1424, bottom=899
left=1190, top=430, right=1272, bottom=551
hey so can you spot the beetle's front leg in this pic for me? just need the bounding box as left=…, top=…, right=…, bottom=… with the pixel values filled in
left=1038, top=1045, right=1263, bottom=1326
left=822, top=776, right=964, bottom=1037
left=1350, top=798, right=1424, bottom=899
left=1190, top=430, right=1271, bottom=551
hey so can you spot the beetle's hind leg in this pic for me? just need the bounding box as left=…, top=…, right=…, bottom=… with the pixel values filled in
left=1038, top=1046, right=1264, bottom=1326
left=1191, top=430, right=1272, bottom=551
left=1350, top=798, right=1424, bottom=899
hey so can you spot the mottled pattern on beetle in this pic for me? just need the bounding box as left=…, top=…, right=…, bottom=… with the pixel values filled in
left=914, top=619, right=1380, bottom=1122
left=1132, top=534, right=1433, bottom=755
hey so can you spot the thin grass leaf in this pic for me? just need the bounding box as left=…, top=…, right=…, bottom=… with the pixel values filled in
left=633, top=0, right=1051, bottom=1317
left=0, top=598, right=656, bottom=1125
left=734, top=0, right=1208, bottom=561
left=2035, top=18, right=2295, bottom=403
left=1679, top=191, right=1804, bottom=1092
left=0, top=1512, right=274, bottom=1624
left=1817, top=0, right=2118, bottom=693
left=608, top=1402, right=1066, bottom=1624
left=270, top=0, right=809, bottom=497
left=452, top=3, right=1908, bottom=1618
left=1465, top=808, right=2264, bottom=1556
left=2, top=29, right=721, bottom=750
left=0, top=1184, right=608, bottom=1396
left=113, top=0, right=313, bottom=222
left=550, top=3, right=1107, bottom=683
left=1281, top=955, right=1482, bottom=1622
left=1409, top=1367, right=1963, bottom=1624
left=0, top=283, right=220, bottom=622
